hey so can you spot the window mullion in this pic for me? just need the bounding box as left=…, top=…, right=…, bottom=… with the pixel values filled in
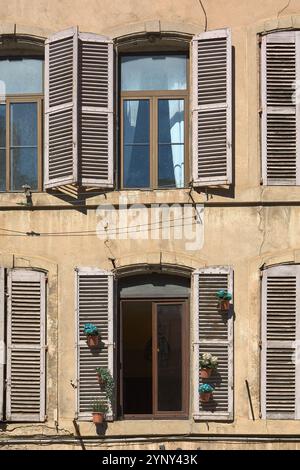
left=5, top=98, right=10, bottom=191
left=152, top=96, right=158, bottom=189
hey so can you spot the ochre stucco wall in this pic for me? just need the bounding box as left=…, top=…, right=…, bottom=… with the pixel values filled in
left=1, top=0, right=300, bottom=449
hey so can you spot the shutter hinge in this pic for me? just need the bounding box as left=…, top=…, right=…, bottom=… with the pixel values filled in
left=44, top=345, right=48, bottom=351
left=45, top=276, right=48, bottom=283
left=259, top=412, right=262, bottom=419
left=258, top=340, right=262, bottom=349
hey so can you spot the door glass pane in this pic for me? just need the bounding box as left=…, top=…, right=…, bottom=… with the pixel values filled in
left=0, top=105, right=5, bottom=191
left=121, top=55, right=187, bottom=91
left=0, top=149, right=5, bottom=191
left=158, top=100, right=184, bottom=188
left=157, top=304, right=183, bottom=411
left=0, top=58, right=43, bottom=94
left=10, top=102, right=38, bottom=190
left=123, top=100, right=150, bottom=188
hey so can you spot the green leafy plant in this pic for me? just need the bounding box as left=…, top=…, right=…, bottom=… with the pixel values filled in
left=95, top=367, right=114, bottom=405
left=92, top=399, right=108, bottom=413
left=216, top=290, right=232, bottom=301
left=199, top=352, right=218, bottom=370
left=199, top=383, right=214, bottom=394
left=84, top=323, right=99, bottom=336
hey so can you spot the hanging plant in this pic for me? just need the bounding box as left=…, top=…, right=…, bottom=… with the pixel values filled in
left=95, top=367, right=115, bottom=405
left=84, top=323, right=99, bottom=348
left=215, top=290, right=232, bottom=312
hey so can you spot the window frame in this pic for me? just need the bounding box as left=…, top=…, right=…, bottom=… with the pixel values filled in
left=119, top=52, right=190, bottom=190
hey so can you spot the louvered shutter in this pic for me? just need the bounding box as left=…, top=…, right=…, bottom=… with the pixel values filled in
left=76, top=268, right=114, bottom=420
left=261, top=265, right=300, bottom=419
left=45, top=27, right=78, bottom=188
left=193, top=267, right=233, bottom=420
left=261, top=31, right=299, bottom=185
left=192, top=29, right=232, bottom=186
left=45, top=28, right=114, bottom=190
left=6, top=269, right=46, bottom=422
left=0, top=268, right=4, bottom=421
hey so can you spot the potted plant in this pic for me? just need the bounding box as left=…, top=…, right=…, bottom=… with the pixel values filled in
left=92, top=399, right=108, bottom=424
left=199, top=352, right=218, bottom=378
left=199, top=383, right=214, bottom=403
left=84, top=323, right=99, bottom=348
left=95, top=367, right=114, bottom=403
left=216, top=289, right=232, bottom=311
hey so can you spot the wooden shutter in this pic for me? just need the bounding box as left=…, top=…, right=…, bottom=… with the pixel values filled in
left=192, top=29, right=232, bottom=186
left=75, top=268, right=114, bottom=420
left=79, top=33, right=114, bottom=188
left=261, top=265, right=300, bottom=419
left=261, top=31, right=299, bottom=185
left=45, top=28, right=114, bottom=190
left=0, top=268, right=4, bottom=421
left=6, top=269, right=46, bottom=422
left=45, top=27, right=78, bottom=188
left=193, top=267, right=233, bottom=420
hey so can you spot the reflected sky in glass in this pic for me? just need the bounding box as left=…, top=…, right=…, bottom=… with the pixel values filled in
left=0, top=59, right=43, bottom=94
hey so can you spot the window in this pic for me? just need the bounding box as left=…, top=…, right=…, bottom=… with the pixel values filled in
left=120, top=54, right=188, bottom=189
left=0, top=57, right=43, bottom=192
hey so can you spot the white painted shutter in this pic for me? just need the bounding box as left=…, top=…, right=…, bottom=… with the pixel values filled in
left=193, top=267, right=233, bottom=420
left=261, top=31, right=299, bottom=185
left=76, top=268, right=114, bottom=420
left=45, top=27, right=78, bottom=188
left=79, top=33, right=114, bottom=188
left=45, top=28, right=114, bottom=190
left=0, top=268, right=5, bottom=421
left=192, top=29, right=232, bottom=186
left=6, top=269, right=46, bottom=422
left=261, top=265, right=300, bottom=419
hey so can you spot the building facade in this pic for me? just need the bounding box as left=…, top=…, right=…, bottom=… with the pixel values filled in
left=1, top=0, right=300, bottom=450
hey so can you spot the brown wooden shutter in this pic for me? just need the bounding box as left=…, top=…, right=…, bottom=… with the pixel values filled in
left=0, top=267, right=4, bottom=421
left=75, top=268, right=114, bottom=420
left=192, top=29, right=232, bottom=186
left=45, top=28, right=114, bottom=190
left=261, top=265, right=299, bottom=419
left=193, top=267, right=233, bottom=420
left=261, top=31, right=299, bottom=185
left=6, top=269, right=46, bottom=422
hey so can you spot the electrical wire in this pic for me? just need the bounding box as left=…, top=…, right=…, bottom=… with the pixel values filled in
left=197, top=0, right=208, bottom=32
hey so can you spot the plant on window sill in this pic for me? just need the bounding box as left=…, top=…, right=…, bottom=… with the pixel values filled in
left=199, top=383, right=214, bottom=403
left=199, top=352, right=218, bottom=378
left=84, top=323, right=99, bottom=348
left=216, top=290, right=232, bottom=312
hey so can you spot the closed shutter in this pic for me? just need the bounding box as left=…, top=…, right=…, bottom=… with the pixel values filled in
left=6, top=269, right=46, bottom=422
left=76, top=268, right=114, bottom=420
left=45, top=28, right=114, bottom=190
left=0, top=268, right=4, bottom=421
left=192, top=29, right=232, bottom=186
left=261, top=265, right=300, bottom=419
left=193, top=267, right=233, bottom=420
left=261, top=31, right=300, bottom=185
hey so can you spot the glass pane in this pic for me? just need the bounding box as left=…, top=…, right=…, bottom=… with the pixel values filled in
left=11, top=147, right=38, bottom=190
left=0, top=59, right=43, bottom=94
left=0, top=104, right=5, bottom=147
left=158, top=100, right=184, bottom=188
left=121, top=55, right=187, bottom=91
left=0, top=149, right=5, bottom=191
left=10, top=102, right=37, bottom=146
left=157, top=304, right=182, bottom=412
left=123, top=100, right=150, bottom=188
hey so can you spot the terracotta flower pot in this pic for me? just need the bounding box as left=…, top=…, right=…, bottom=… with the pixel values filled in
left=218, top=299, right=230, bottom=311
left=200, top=368, right=212, bottom=379
left=200, top=392, right=212, bottom=403
left=92, top=412, right=105, bottom=424
left=87, top=335, right=99, bottom=348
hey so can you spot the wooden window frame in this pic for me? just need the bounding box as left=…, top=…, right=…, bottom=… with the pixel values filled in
left=1, top=94, right=43, bottom=192
left=119, top=298, right=189, bottom=420
left=119, top=53, right=189, bottom=190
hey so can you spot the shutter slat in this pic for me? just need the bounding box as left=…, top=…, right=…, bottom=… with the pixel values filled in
left=76, top=268, right=114, bottom=420
left=6, top=270, right=46, bottom=422
left=192, top=29, right=232, bottom=186
left=193, top=267, right=233, bottom=421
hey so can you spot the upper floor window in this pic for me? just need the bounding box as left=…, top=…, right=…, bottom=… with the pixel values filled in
left=0, top=57, right=43, bottom=192
left=120, top=54, right=188, bottom=189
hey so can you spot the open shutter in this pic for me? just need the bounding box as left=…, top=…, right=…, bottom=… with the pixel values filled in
left=261, top=31, right=299, bottom=185
left=192, top=29, right=232, bottom=186
left=261, top=265, right=299, bottom=419
left=6, top=269, right=46, bottom=422
left=193, top=266, right=233, bottom=420
left=79, top=33, right=114, bottom=188
left=76, top=268, right=114, bottom=420
left=45, top=27, right=78, bottom=188
left=0, top=268, right=5, bottom=421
